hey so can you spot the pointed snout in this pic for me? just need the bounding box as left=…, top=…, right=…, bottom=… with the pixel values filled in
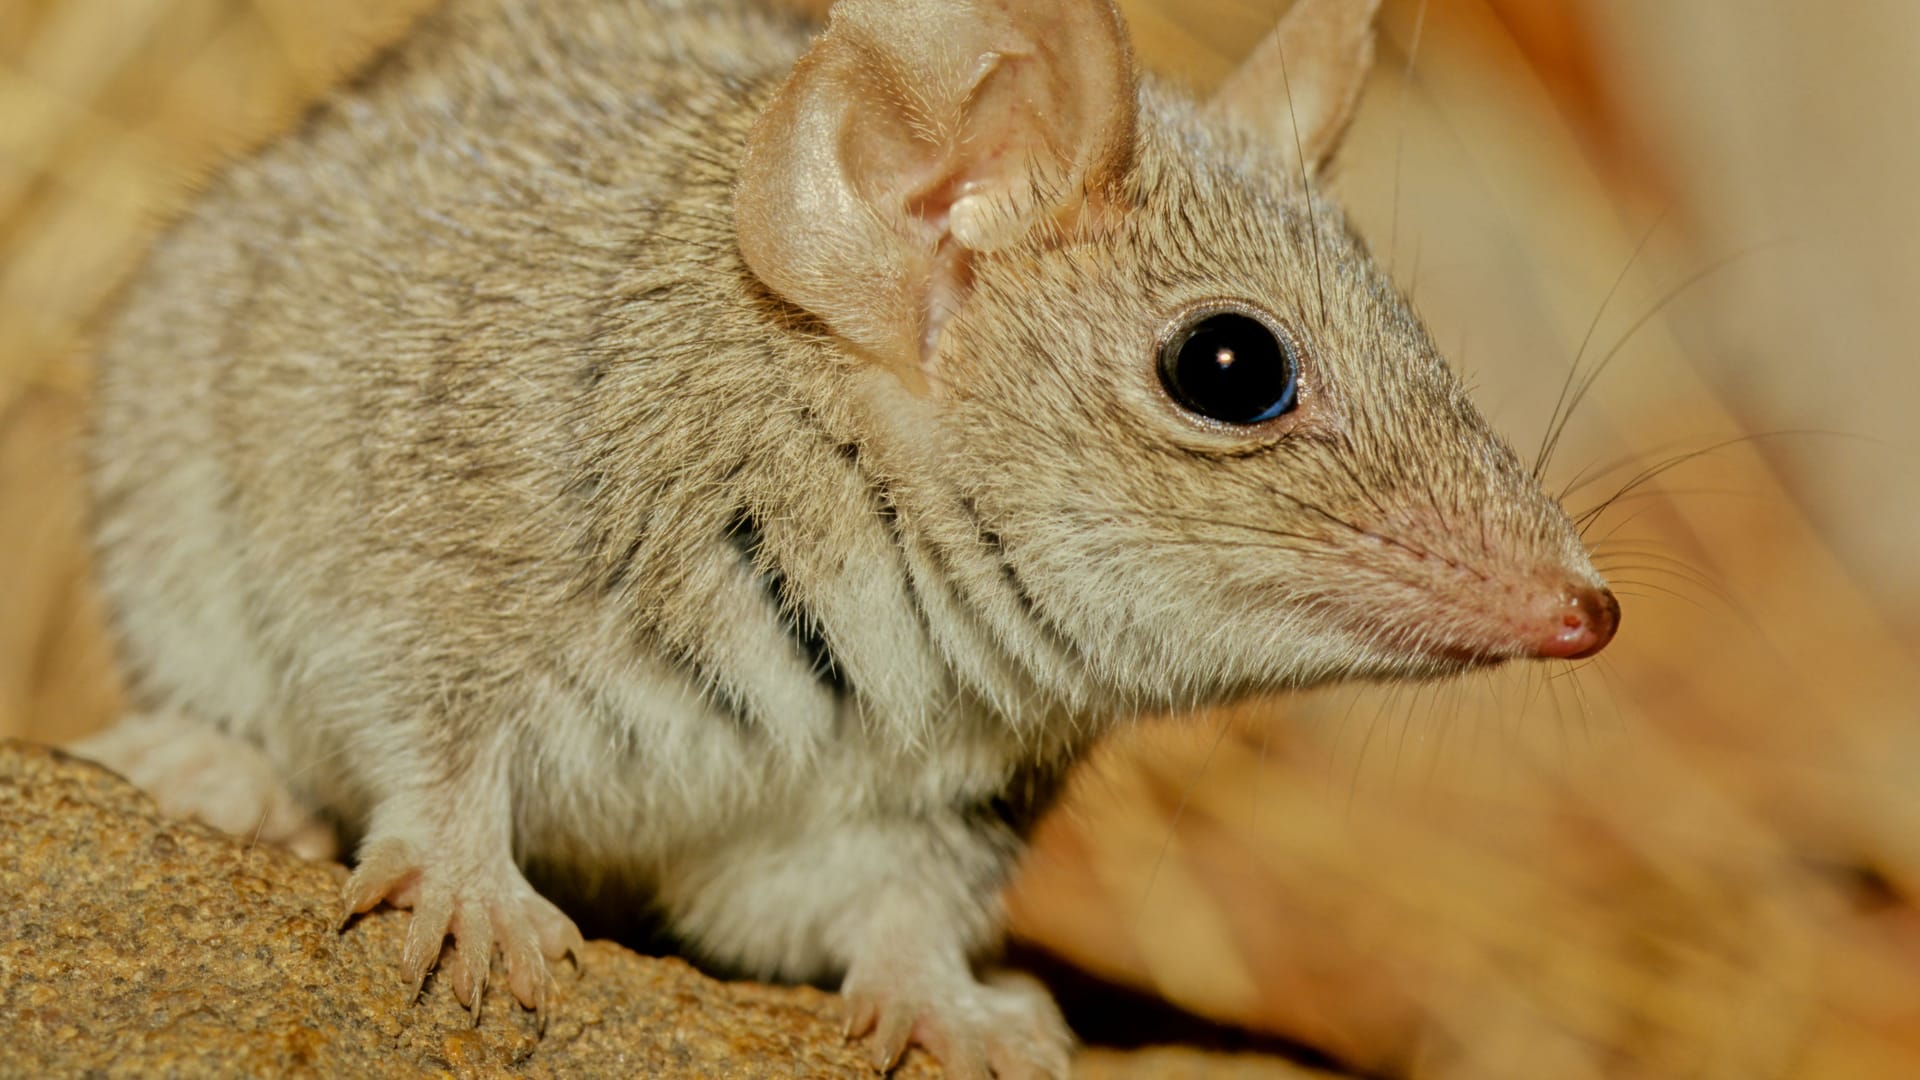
left=1527, top=583, right=1620, bottom=660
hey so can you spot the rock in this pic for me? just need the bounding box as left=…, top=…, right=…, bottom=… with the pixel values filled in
left=0, top=740, right=1333, bottom=1078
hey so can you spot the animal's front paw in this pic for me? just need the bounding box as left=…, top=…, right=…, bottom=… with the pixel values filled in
left=842, top=964, right=1072, bottom=1080
left=341, top=835, right=584, bottom=1018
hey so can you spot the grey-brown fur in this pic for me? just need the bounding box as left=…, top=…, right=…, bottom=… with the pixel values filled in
left=81, top=0, right=1612, bottom=1074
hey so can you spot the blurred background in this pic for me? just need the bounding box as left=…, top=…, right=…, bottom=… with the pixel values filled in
left=3, top=1, right=1918, bottom=1076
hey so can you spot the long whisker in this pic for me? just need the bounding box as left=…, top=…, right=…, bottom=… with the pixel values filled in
left=1592, top=555, right=1725, bottom=597
left=1154, top=511, right=1330, bottom=546
left=1604, top=576, right=1715, bottom=615
left=1131, top=707, right=1237, bottom=936
left=1534, top=209, right=1669, bottom=479
left=1268, top=488, right=1379, bottom=543
left=1557, top=427, right=1861, bottom=502
left=1593, top=560, right=1740, bottom=610
left=1572, top=431, right=1795, bottom=535
left=1155, top=536, right=1355, bottom=564
left=1273, top=28, right=1328, bottom=329
left=1424, top=677, right=1471, bottom=790
left=1538, top=239, right=1786, bottom=476
left=1392, top=679, right=1436, bottom=785
left=1406, top=236, right=1424, bottom=305
left=1348, top=683, right=1398, bottom=812
left=1325, top=433, right=1392, bottom=521
left=1581, top=486, right=1778, bottom=510
left=1389, top=0, right=1431, bottom=277
left=1582, top=504, right=1664, bottom=551
left=1545, top=657, right=1600, bottom=682
left=1591, top=542, right=1719, bottom=571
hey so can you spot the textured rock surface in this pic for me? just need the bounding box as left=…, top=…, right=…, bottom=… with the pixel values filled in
left=0, top=740, right=1330, bottom=1078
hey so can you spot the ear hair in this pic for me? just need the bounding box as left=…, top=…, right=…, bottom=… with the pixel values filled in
left=1205, top=0, right=1381, bottom=180
left=735, top=0, right=1136, bottom=391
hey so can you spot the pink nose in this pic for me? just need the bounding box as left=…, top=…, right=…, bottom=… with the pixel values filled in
left=1529, top=584, right=1620, bottom=660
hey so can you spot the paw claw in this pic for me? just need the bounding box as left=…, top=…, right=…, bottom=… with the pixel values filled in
left=555, top=921, right=588, bottom=972
left=444, top=947, right=473, bottom=1011
left=842, top=996, right=878, bottom=1040
left=338, top=832, right=582, bottom=1025
left=865, top=1001, right=916, bottom=1071
left=449, top=900, right=492, bottom=1015
left=503, top=931, right=540, bottom=1009
left=841, top=964, right=1072, bottom=1079
left=401, top=891, right=453, bottom=993
left=921, top=1024, right=992, bottom=1080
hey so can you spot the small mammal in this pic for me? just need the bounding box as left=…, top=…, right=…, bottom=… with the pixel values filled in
left=79, top=0, right=1619, bottom=1074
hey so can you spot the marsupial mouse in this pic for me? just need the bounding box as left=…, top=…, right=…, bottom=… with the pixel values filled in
left=77, top=0, right=1619, bottom=1074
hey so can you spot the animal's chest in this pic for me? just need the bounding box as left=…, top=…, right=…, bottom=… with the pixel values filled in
left=504, top=633, right=1028, bottom=875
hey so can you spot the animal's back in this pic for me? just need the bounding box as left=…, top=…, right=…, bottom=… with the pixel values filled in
left=89, top=0, right=813, bottom=809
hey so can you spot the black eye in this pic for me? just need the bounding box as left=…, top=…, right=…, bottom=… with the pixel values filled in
left=1157, top=309, right=1299, bottom=425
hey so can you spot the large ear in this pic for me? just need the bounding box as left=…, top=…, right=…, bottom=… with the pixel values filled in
left=1205, top=0, right=1380, bottom=179
left=735, top=0, right=1136, bottom=389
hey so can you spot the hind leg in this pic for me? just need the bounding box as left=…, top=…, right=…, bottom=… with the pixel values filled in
left=662, top=813, right=1073, bottom=1079
left=70, top=709, right=338, bottom=861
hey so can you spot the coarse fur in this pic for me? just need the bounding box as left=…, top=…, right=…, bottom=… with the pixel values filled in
left=81, top=0, right=1614, bottom=1074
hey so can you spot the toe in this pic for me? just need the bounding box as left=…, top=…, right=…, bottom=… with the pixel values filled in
left=449, top=899, right=493, bottom=1014
left=921, top=1024, right=990, bottom=1080
left=335, top=833, right=575, bottom=1027
left=868, top=1004, right=915, bottom=1072
left=504, top=928, right=555, bottom=1013
left=339, top=838, right=419, bottom=925
left=443, top=946, right=477, bottom=1012
left=841, top=994, right=879, bottom=1040
left=840, top=964, right=1074, bottom=1079
left=988, top=1045, right=1068, bottom=1080
left=527, top=893, right=586, bottom=969
left=401, top=888, right=455, bottom=997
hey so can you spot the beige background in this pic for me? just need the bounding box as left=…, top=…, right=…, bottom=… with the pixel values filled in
left=3, top=1, right=1917, bottom=1076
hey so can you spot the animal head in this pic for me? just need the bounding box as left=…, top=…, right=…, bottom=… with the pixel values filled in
left=736, top=0, right=1617, bottom=705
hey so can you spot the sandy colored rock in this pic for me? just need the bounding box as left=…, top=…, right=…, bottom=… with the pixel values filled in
left=0, top=740, right=1333, bottom=1079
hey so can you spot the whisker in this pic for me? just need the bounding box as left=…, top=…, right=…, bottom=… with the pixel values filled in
left=1582, top=505, right=1661, bottom=552
left=1154, top=537, right=1353, bottom=566
left=1604, top=576, right=1715, bottom=615
left=1423, top=676, right=1470, bottom=790
left=1580, top=487, right=1771, bottom=512
left=1546, top=657, right=1601, bottom=682
left=1131, top=707, right=1237, bottom=936
left=1391, top=679, right=1428, bottom=785
left=1273, top=27, right=1328, bottom=329
left=1323, top=684, right=1369, bottom=791
left=1539, top=240, right=1787, bottom=476
left=1406, top=236, right=1424, bottom=305
left=1592, top=547, right=1726, bottom=586
left=1251, top=707, right=1276, bottom=833
left=1154, top=511, right=1329, bottom=546
left=1388, top=0, right=1431, bottom=278
left=1562, top=658, right=1598, bottom=750
left=1266, top=489, right=1380, bottom=544
left=1347, top=684, right=1398, bottom=813
left=1572, top=432, right=1784, bottom=535
left=1603, top=562, right=1754, bottom=627
left=1534, top=208, right=1670, bottom=479
left=1557, top=427, right=1862, bottom=503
